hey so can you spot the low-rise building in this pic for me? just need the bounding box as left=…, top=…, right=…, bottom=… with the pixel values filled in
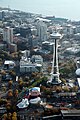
left=61, top=110, right=80, bottom=120
left=31, top=55, right=43, bottom=64
left=42, top=41, right=54, bottom=52
left=20, top=57, right=42, bottom=73
left=4, top=60, right=15, bottom=69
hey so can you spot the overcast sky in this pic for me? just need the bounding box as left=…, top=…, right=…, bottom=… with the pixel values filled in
left=0, top=0, right=80, bottom=20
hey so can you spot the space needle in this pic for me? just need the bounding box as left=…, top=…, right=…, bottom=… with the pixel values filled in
left=48, top=32, right=62, bottom=85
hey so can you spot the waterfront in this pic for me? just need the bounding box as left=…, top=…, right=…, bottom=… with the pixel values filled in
left=0, top=0, right=80, bottom=20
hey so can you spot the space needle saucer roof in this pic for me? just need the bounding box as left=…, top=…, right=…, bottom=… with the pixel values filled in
left=50, top=32, right=62, bottom=39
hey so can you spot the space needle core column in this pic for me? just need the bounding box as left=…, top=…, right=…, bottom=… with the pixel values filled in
left=50, top=32, right=62, bottom=85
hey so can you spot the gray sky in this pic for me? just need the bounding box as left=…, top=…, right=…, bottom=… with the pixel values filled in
left=0, top=0, right=80, bottom=20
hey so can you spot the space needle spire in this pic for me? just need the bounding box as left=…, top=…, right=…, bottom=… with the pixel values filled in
left=48, top=32, right=62, bottom=85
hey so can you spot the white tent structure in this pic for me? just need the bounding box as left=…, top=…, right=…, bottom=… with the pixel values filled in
left=29, top=97, right=41, bottom=104
left=17, top=98, right=29, bottom=109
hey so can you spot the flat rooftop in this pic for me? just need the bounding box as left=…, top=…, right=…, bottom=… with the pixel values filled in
left=61, top=110, right=80, bottom=116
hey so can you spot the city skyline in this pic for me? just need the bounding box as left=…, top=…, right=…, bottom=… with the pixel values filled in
left=0, top=0, right=80, bottom=20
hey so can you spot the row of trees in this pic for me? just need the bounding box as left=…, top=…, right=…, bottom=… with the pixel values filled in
left=0, top=50, right=23, bottom=61
left=40, top=85, right=78, bottom=94
left=59, top=60, right=76, bottom=78
left=2, top=112, right=17, bottom=120
left=47, top=59, right=76, bottom=78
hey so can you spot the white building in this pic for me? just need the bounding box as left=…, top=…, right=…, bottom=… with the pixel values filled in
left=20, top=56, right=43, bottom=73
left=65, top=47, right=80, bottom=54
left=3, top=27, right=13, bottom=43
left=62, top=41, right=71, bottom=48
left=63, top=24, right=75, bottom=35
left=31, top=55, right=43, bottom=64
left=42, top=41, right=54, bottom=52
left=21, top=50, right=30, bottom=58
left=20, top=57, right=40, bottom=73
left=4, top=60, right=15, bottom=69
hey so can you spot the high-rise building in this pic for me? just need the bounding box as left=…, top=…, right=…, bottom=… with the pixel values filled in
left=3, top=27, right=13, bottom=43
left=0, top=11, right=2, bottom=20
left=20, top=27, right=31, bottom=38
left=37, top=21, right=47, bottom=43
left=8, top=43, right=17, bottom=53
left=0, top=11, right=5, bottom=20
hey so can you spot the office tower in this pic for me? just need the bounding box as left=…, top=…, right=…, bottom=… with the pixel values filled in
left=37, top=21, right=47, bottom=43
left=20, top=27, right=31, bottom=38
left=3, top=27, right=13, bottom=43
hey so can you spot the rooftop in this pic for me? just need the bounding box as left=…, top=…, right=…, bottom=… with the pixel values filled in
left=61, top=110, right=80, bottom=116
